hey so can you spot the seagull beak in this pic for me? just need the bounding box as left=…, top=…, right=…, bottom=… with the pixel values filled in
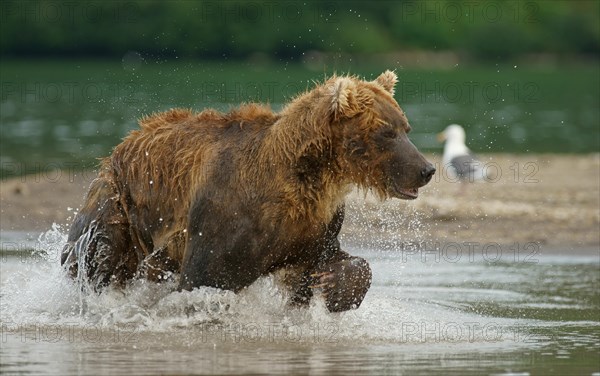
left=437, top=132, right=446, bottom=143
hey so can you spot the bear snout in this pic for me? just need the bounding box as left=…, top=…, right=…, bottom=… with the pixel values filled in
left=420, top=164, right=436, bottom=184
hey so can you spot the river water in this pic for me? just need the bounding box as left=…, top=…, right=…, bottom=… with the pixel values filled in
left=1, top=61, right=599, bottom=179
left=0, top=228, right=598, bottom=375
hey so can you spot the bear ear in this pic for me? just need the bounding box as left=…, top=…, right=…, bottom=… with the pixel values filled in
left=375, top=70, right=398, bottom=96
left=329, top=77, right=361, bottom=120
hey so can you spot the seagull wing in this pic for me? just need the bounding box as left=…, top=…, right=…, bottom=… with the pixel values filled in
left=450, top=153, right=484, bottom=181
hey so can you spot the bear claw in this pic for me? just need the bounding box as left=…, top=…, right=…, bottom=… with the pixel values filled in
left=309, top=271, right=335, bottom=289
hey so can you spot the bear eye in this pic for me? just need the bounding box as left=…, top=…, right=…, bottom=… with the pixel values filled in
left=381, top=128, right=397, bottom=139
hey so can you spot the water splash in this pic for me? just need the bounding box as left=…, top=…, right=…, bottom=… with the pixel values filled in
left=1, top=224, right=540, bottom=346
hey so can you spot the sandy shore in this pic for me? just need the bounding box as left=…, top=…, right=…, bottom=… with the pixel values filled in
left=1, top=154, right=599, bottom=252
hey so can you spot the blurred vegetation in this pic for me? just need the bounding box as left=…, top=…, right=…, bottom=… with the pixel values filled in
left=1, top=0, right=598, bottom=61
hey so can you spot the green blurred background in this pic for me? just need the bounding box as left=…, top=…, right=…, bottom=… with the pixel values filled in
left=1, top=0, right=599, bottom=178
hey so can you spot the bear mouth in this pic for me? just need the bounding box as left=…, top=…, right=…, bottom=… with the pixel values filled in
left=395, top=187, right=419, bottom=200
left=386, top=178, right=420, bottom=200
left=388, top=181, right=419, bottom=200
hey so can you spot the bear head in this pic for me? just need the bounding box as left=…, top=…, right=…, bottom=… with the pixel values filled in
left=328, top=71, right=435, bottom=199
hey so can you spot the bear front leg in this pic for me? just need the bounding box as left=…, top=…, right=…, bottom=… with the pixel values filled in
left=62, top=177, right=139, bottom=291
left=287, top=205, right=372, bottom=312
left=310, top=252, right=372, bottom=312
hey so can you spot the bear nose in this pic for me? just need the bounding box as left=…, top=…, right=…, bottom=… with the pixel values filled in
left=421, top=164, right=436, bottom=182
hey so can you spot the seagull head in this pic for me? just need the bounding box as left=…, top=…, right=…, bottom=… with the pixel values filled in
left=437, top=124, right=466, bottom=145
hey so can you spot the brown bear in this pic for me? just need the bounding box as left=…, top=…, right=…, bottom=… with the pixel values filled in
left=61, top=71, right=435, bottom=312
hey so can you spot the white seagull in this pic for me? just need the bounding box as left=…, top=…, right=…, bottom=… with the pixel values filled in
left=438, top=124, right=487, bottom=183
